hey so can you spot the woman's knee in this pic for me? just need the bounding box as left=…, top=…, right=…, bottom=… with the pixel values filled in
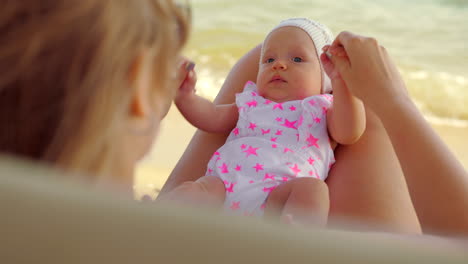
left=195, top=176, right=226, bottom=199
left=268, top=178, right=329, bottom=207
left=291, top=177, right=329, bottom=195
left=158, top=176, right=225, bottom=207
left=326, top=110, right=421, bottom=233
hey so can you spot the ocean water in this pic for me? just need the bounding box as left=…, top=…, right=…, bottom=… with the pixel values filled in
left=184, top=0, right=468, bottom=126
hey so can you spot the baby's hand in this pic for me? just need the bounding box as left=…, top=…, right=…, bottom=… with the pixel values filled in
left=320, top=45, right=347, bottom=81
left=320, top=45, right=348, bottom=90
left=175, top=58, right=197, bottom=98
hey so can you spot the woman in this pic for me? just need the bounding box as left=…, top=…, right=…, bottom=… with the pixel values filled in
left=0, top=0, right=190, bottom=195
left=161, top=43, right=422, bottom=234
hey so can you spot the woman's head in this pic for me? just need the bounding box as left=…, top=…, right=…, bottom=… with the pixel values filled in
left=0, top=0, right=190, bottom=187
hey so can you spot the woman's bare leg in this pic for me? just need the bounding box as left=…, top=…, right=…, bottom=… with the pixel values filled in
left=327, top=108, right=421, bottom=233
left=265, top=177, right=329, bottom=227
left=158, top=176, right=226, bottom=208
left=162, top=44, right=421, bottom=233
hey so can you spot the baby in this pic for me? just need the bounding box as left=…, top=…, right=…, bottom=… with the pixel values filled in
left=173, top=18, right=365, bottom=226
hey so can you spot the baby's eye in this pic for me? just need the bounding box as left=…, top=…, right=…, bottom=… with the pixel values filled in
left=293, top=57, right=303, bottom=62
left=266, top=58, right=275, bottom=63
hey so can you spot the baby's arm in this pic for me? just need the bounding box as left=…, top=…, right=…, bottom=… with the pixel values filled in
left=174, top=63, right=238, bottom=133
left=326, top=78, right=366, bottom=145
left=320, top=48, right=365, bottom=145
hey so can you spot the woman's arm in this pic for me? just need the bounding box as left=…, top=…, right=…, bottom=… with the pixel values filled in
left=381, top=98, right=468, bottom=235
left=160, top=45, right=262, bottom=192
left=328, top=31, right=468, bottom=236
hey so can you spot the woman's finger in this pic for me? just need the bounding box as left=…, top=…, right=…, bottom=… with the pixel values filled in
left=322, top=49, right=351, bottom=81
left=331, top=31, right=360, bottom=51
left=331, top=31, right=374, bottom=64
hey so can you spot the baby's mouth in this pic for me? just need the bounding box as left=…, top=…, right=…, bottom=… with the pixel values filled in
left=270, top=75, right=286, bottom=83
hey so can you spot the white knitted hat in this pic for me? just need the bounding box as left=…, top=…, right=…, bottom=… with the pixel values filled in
left=262, top=18, right=334, bottom=94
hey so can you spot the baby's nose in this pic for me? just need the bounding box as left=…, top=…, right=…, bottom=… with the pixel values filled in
left=272, top=60, right=287, bottom=70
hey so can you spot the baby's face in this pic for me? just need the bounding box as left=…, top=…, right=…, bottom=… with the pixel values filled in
left=257, top=26, right=322, bottom=103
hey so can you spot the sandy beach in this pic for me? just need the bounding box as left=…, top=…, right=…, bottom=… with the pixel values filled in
left=134, top=106, right=468, bottom=199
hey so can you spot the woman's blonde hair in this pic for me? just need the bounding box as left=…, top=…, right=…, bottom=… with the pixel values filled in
left=0, top=0, right=190, bottom=177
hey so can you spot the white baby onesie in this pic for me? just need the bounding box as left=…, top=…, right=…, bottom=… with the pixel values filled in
left=206, top=81, right=335, bottom=216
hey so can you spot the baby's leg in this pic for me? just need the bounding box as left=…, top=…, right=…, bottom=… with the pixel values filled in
left=265, top=178, right=329, bottom=227
left=265, top=177, right=330, bottom=227
left=157, top=176, right=225, bottom=209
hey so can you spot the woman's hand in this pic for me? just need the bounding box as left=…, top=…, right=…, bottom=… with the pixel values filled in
left=321, top=31, right=410, bottom=113
left=324, top=33, right=468, bottom=236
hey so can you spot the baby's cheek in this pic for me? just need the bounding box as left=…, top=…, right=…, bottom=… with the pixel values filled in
left=257, top=86, right=266, bottom=97
left=256, top=83, right=268, bottom=97
left=302, top=83, right=322, bottom=97
left=296, top=89, right=313, bottom=100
